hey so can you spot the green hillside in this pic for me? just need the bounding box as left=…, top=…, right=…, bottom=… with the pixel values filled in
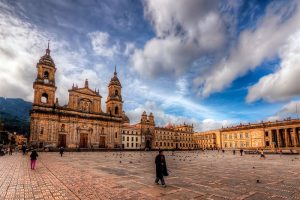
left=0, top=97, right=31, bottom=135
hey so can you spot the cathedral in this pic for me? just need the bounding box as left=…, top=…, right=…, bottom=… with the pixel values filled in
left=29, top=44, right=196, bottom=150
left=30, top=45, right=129, bottom=149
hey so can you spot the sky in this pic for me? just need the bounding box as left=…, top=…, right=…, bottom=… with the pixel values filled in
left=1, top=0, right=300, bottom=131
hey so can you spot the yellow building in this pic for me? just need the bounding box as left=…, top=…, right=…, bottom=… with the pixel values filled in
left=194, top=130, right=218, bottom=149
left=195, top=119, right=300, bottom=150
left=152, top=123, right=195, bottom=150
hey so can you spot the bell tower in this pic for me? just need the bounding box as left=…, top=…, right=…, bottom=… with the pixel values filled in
left=33, top=42, right=57, bottom=106
left=106, top=66, right=123, bottom=116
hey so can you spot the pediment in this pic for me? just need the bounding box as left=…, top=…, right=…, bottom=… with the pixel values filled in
left=71, top=87, right=101, bottom=97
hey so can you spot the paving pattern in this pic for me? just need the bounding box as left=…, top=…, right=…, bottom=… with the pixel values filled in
left=1, top=151, right=300, bottom=200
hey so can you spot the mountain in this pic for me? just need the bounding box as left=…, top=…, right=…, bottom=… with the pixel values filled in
left=0, top=97, right=32, bottom=135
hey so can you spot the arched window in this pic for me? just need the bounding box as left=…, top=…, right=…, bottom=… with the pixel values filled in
left=115, top=106, right=119, bottom=115
left=41, top=93, right=48, bottom=103
left=115, top=90, right=118, bottom=96
left=43, top=71, right=49, bottom=84
left=115, top=132, right=118, bottom=138
left=44, top=71, right=49, bottom=78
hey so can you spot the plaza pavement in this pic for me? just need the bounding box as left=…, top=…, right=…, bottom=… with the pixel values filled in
left=0, top=151, right=300, bottom=200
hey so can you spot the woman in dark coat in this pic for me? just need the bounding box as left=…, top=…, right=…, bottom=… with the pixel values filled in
left=155, top=150, right=168, bottom=187
left=30, top=149, right=38, bottom=170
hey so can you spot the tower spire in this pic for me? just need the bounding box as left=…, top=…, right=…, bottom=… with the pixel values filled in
left=114, top=64, right=117, bottom=76
left=46, top=40, right=50, bottom=55
left=85, top=79, right=89, bottom=88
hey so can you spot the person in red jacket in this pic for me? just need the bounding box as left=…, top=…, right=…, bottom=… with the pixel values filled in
left=30, top=149, right=38, bottom=170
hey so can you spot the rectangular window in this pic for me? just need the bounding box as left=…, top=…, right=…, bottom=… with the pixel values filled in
left=127, top=143, right=129, bottom=147
left=127, top=137, right=129, bottom=141
left=131, top=137, right=134, bottom=141
left=240, top=133, right=243, bottom=139
left=122, top=136, right=124, bottom=141
left=245, top=133, right=249, bottom=138
left=265, top=131, right=269, bottom=137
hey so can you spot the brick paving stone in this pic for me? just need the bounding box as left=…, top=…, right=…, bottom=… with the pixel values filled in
left=1, top=151, right=300, bottom=199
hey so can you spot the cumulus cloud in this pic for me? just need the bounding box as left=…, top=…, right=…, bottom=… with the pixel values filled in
left=130, top=0, right=225, bottom=77
left=88, top=31, right=118, bottom=58
left=247, top=30, right=300, bottom=102
left=126, top=101, right=233, bottom=131
left=0, top=3, right=108, bottom=105
left=0, top=2, right=48, bottom=101
left=267, top=101, right=300, bottom=121
left=124, top=42, right=135, bottom=56
left=194, top=1, right=300, bottom=97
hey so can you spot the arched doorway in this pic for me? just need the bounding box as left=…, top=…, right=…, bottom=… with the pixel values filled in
left=80, top=132, right=88, bottom=148
left=146, top=140, right=151, bottom=149
left=99, top=136, right=105, bottom=148
left=58, top=134, right=66, bottom=147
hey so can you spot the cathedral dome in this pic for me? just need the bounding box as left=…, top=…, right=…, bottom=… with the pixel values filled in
left=108, top=66, right=121, bottom=87
left=38, top=44, right=55, bottom=68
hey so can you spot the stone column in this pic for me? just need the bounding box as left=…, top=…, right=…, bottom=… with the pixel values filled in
left=284, top=129, right=290, bottom=147
left=292, top=128, right=297, bottom=147
left=283, top=129, right=287, bottom=147
left=276, top=129, right=281, bottom=148
left=288, top=129, right=292, bottom=147
left=293, top=128, right=299, bottom=147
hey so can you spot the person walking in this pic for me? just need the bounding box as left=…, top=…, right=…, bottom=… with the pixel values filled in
left=260, top=149, right=266, bottom=159
left=279, top=148, right=282, bottom=157
left=233, top=149, right=236, bottom=155
left=22, top=144, right=26, bottom=155
left=155, top=150, right=168, bottom=187
left=240, top=149, right=243, bottom=156
left=59, top=146, right=64, bottom=157
left=8, top=147, right=13, bottom=155
left=30, top=149, right=38, bottom=170
left=15, top=146, right=19, bottom=155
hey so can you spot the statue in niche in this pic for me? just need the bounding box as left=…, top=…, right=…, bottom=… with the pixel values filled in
left=61, top=124, right=65, bottom=132
left=79, top=99, right=92, bottom=112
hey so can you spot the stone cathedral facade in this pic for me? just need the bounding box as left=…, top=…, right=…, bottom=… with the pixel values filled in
left=30, top=45, right=128, bottom=149
left=29, top=45, right=197, bottom=150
